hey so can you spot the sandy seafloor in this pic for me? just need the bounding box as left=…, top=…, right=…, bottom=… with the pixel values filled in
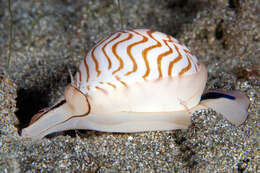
left=0, top=0, right=259, bottom=172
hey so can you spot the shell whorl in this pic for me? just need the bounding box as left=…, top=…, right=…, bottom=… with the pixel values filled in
left=76, top=29, right=199, bottom=93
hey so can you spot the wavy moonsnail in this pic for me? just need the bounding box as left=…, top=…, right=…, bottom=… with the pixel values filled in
left=21, top=29, right=249, bottom=139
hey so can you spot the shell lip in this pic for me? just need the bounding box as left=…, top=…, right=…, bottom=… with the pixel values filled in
left=65, top=84, right=91, bottom=115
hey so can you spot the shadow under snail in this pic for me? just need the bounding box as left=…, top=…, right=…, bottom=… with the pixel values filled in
left=21, top=29, right=249, bottom=139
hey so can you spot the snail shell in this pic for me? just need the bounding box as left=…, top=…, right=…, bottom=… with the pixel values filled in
left=21, top=29, right=249, bottom=139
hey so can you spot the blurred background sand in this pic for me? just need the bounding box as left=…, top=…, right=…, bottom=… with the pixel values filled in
left=0, top=0, right=259, bottom=172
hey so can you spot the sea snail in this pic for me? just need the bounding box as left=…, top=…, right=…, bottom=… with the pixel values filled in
left=21, top=29, right=249, bottom=139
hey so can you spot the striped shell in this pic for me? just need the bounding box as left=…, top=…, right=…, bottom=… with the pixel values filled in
left=76, top=29, right=198, bottom=93
left=21, top=29, right=249, bottom=139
